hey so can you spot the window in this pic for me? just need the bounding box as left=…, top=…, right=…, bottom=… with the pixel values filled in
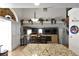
left=38, top=29, right=42, bottom=34
left=27, top=29, right=32, bottom=35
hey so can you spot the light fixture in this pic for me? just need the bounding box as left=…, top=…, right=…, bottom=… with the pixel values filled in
left=31, top=11, right=39, bottom=22
left=5, top=15, right=12, bottom=19
left=31, top=18, right=38, bottom=22
left=34, top=3, right=40, bottom=6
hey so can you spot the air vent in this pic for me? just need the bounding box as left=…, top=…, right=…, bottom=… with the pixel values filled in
left=43, top=8, right=47, bottom=12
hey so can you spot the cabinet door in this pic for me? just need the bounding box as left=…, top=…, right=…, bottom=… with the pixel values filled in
left=51, top=35, right=58, bottom=43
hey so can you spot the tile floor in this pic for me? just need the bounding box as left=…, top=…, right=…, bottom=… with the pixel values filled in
left=8, top=44, right=76, bottom=56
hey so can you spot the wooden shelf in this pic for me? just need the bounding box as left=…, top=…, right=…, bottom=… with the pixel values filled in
left=0, top=8, right=16, bottom=21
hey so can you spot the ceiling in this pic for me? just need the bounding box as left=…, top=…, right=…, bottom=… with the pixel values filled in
left=0, top=3, right=79, bottom=8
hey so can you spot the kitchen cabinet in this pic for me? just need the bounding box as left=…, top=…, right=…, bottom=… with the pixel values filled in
left=51, top=35, right=58, bottom=43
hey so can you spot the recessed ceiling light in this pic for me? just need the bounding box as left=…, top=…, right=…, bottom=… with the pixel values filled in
left=34, top=3, right=40, bottom=6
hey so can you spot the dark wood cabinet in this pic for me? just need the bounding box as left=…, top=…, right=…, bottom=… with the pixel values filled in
left=30, top=36, right=51, bottom=43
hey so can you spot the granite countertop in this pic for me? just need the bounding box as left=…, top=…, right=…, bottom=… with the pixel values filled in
left=22, top=44, right=76, bottom=56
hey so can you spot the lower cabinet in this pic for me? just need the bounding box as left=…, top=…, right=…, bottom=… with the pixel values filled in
left=20, top=38, right=27, bottom=46
left=51, top=35, right=58, bottom=43
left=20, top=34, right=59, bottom=46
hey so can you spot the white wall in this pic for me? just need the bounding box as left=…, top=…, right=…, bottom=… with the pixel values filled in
left=69, top=8, right=79, bottom=55
left=11, top=21, right=20, bottom=50
left=13, top=8, right=24, bottom=21
left=13, top=8, right=66, bottom=20
left=22, top=8, right=66, bottom=20
left=7, top=8, right=21, bottom=51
